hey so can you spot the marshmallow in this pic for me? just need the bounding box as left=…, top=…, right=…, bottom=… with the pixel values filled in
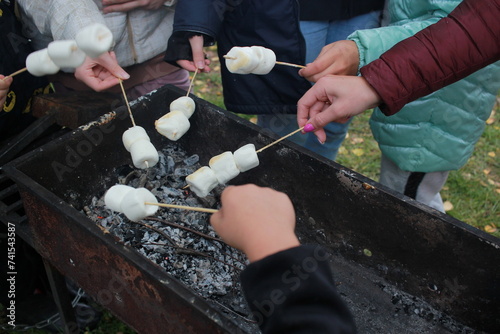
left=122, top=126, right=150, bottom=152
left=250, top=46, right=276, bottom=75
left=129, top=140, right=159, bottom=169
left=170, top=96, right=196, bottom=118
left=225, top=47, right=259, bottom=74
left=47, top=40, right=86, bottom=68
left=104, top=184, right=134, bottom=212
left=120, top=188, right=159, bottom=222
left=209, top=151, right=240, bottom=184
left=186, top=166, right=219, bottom=198
left=26, top=49, right=60, bottom=77
left=155, top=110, right=191, bottom=141
left=75, top=23, right=113, bottom=58
left=233, top=143, right=260, bottom=172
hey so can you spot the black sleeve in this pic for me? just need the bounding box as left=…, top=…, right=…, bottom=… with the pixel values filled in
left=164, top=0, right=226, bottom=64
left=240, top=245, right=357, bottom=334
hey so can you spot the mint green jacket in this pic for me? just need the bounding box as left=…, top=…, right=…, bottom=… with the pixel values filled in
left=349, top=0, right=500, bottom=172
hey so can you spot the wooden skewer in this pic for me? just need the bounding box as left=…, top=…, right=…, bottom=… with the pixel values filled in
left=256, top=126, right=305, bottom=153
left=186, top=67, right=199, bottom=96
left=223, top=55, right=305, bottom=69
left=144, top=202, right=217, bottom=213
left=3, top=67, right=28, bottom=80
left=118, top=78, right=136, bottom=127
left=275, top=61, right=306, bottom=69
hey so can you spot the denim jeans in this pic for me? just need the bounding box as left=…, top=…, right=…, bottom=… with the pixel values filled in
left=258, top=11, right=381, bottom=161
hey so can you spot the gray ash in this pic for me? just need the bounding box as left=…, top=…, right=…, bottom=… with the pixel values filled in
left=84, top=143, right=258, bottom=332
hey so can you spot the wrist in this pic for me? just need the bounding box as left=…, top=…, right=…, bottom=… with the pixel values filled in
left=244, top=235, right=300, bottom=263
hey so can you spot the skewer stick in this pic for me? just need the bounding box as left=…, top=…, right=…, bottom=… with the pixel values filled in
left=118, top=78, right=136, bottom=127
left=222, top=55, right=305, bottom=69
left=256, top=126, right=305, bottom=153
left=186, top=67, right=199, bottom=96
left=275, top=61, right=306, bottom=69
left=144, top=202, right=217, bottom=213
left=3, top=67, right=28, bottom=79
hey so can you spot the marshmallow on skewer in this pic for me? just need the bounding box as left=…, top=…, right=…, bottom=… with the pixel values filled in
left=120, top=188, right=159, bottom=222
left=129, top=140, right=159, bottom=169
left=225, top=47, right=260, bottom=74
left=26, top=48, right=60, bottom=77
left=155, top=110, right=191, bottom=141
left=233, top=143, right=260, bottom=172
left=209, top=151, right=240, bottom=184
left=250, top=46, right=276, bottom=75
left=185, top=166, right=219, bottom=198
left=122, top=126, right=150, bottom=152
left=104, top=184, right=134, bottom=212
left=47, top=40, right=86, bottom=68
left=75, top=23, right=113, bottom=58
left=170, top=96, right=196, bottom=118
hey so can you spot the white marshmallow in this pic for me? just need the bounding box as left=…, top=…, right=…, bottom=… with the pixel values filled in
left=170, top=96, right=196, bottom=118
left=47, top=40, right=86, bottom=68
left=129, top=140, right=159, bottom=169
left=233, top=143, right=260, bottom=172
left=26, top=48, right=60, bottom=77
left=209, top=151, right=240, bottom=184
left=75, top=23, right=113, bottom=58
left=186, top=166, right=219, bottom=198
left=225, top=47, right=259, bottom=74
left=122, top=126, right=150, bottom=152
left=250, top=46, right=276, bottom=75
left=104, top=184, right=134, bottom=212
left=120, top=188, right=159, bottom=222
left=155, top=110, right=191, bottom=141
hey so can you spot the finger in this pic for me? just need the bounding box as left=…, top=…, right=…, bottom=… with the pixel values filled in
left=189, top=35, right=206, bottom=70
left=102, top=0, right=139, bottom=13
left=96, top=54, right=130, bottom=80
left=177, top=60, right=197, bottom=72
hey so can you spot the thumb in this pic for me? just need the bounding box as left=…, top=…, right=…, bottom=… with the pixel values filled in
left=96, top=52, right=130, bottom=79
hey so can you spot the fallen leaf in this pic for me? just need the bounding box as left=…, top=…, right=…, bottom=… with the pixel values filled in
left=484, top=225, right=498, bottom=233
left=488, top=151, right=496, bottom=157
left=352, top=137, right=364, bottom=144
left=352, top=148, right=364, bottom=156
left=443, top=200, right=454, bottom=212
left=338, top=146, right=348, bottom=155
left=483, top=169, right=491, bottom=175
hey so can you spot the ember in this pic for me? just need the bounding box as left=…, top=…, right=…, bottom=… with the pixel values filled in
left=84, top=143, right=258, bottom=331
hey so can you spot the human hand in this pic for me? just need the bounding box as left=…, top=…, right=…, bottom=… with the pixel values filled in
left=297, top=75, right=381, bottom=143
left=74, top=51, right=130, bottom=91
left=102, top=0, right=166, bottom=13
left=299, top=40, right=359, bottom=82
left=176, top=35, right=211, bottom=73
left=0, top=75, right=13, bottom=107
left=210, top=184, right=300, bottom=263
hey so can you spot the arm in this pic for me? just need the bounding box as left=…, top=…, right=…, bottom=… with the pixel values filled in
left=210, top=184, right=356, bottom=333
left=297, top=0, right=500, bottom=139
left=163, top=0, right=224, bottom=72
left=361, top=0, right=500, bottom=115
left=101, top=0, right=167, bottom=13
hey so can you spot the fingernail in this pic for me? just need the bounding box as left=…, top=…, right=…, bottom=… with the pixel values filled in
left=120, top=72, right=130, bottom=79
left=196, top=61, right=205, bottom=69
left=304, top=123, right=315, bottom=133
left=318, top=138, right=325, bottom=145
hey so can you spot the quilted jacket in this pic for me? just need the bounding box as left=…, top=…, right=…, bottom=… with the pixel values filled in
left=349, top=0, right=500, bottom=172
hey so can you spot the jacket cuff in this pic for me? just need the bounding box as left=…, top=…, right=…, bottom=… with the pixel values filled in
left=164, top=31, right=214, bottom=66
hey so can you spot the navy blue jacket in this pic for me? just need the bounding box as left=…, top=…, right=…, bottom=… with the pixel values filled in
left=165, top=0, right=312, bottom=115
left=298, top=0, right=385, bottom=21
left=241, top=245, right=357, bottom=333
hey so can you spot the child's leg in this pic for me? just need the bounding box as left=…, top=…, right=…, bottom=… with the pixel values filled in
left=379, top=155, right=449, bottom=212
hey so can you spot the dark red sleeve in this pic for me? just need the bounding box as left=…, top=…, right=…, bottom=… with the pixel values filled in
left=360, top=0, right=500, bottom=116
